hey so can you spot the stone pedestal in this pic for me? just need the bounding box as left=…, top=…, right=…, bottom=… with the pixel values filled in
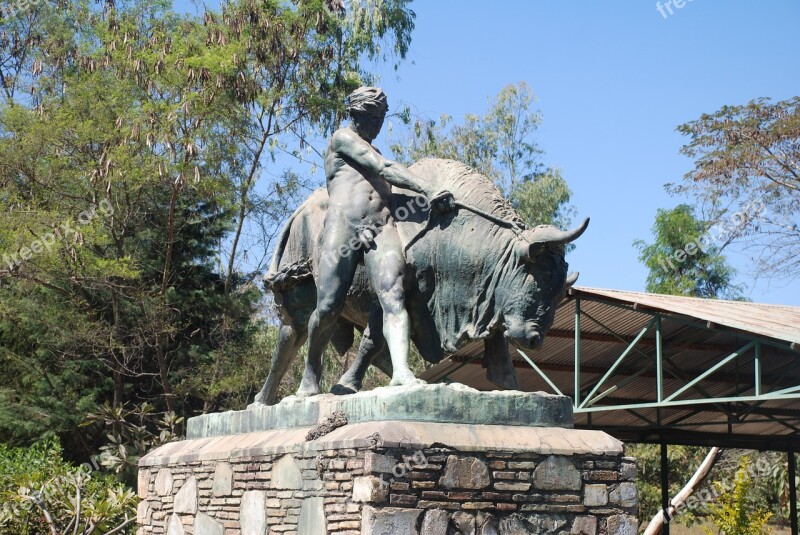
left=138, top=384, right=638, bottom=535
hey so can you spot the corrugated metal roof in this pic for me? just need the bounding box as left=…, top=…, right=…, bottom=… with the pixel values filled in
left=574, top=287, right=800, bottom=346
left=418, top=286, right=800, bottom=449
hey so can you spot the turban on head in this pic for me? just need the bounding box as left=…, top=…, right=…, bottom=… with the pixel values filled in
left=345, top=86, right=388, bottom=116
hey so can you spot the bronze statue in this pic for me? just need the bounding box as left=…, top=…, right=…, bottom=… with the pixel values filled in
left=294, top=87, right=454, bottom=397
left=253, top=87, right=587, bottom=405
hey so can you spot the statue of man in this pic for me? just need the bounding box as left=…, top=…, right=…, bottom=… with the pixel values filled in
left=296, top=86, right=453, bottom=396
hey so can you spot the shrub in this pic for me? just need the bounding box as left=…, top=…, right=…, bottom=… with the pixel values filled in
left=704, top=456, right=772, bottom=535
left=0, top=439, right=136, bottom=535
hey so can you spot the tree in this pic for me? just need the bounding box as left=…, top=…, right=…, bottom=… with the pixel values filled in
left=391, top=82, right=576, bottom=229
left=509, top=168, right=574, bottom=231
left=0, top=0, right=261, bottom=455
left=633, top=203, right=748, bottom=531
left=0, top=439, right=137, bottom=535
left=193, top=0, right=416, bottom=407
left=483, top=81, right=544, bottom=192
left=0, top=0, right=416, bottom=464
left=633, top=444, right=712, bottom=528
left=669, top=96, right=800, bottom=281
left=634, top=204, right=746, bottom=300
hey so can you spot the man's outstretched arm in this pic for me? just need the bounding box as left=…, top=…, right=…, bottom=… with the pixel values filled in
left=332, top=129, right=435, bottom=196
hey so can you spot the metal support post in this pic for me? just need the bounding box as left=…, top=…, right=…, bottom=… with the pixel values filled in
left=661, top=442, right=670, bottom=535
left=790, top=448, right=798, bottom=535
left=574, top=298, right=581, bottom=408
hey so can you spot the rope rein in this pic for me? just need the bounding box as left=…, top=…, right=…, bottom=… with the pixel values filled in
left=452, top=200, right=526, bottom=236
left=404, top=198, right=525, bottom=252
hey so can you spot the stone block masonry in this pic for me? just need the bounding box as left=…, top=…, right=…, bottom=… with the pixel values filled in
left=138, top=420, right=637, bottom=535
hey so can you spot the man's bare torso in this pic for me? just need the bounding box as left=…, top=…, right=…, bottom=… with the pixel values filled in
left=324, top=128, right=393, bottom=230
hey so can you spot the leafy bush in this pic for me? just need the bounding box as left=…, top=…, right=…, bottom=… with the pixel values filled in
left=704, top=456, right=772, bottom=535
left=83, top=402, right=182, bottom=486
left=0, top=439, right=136, bottom=535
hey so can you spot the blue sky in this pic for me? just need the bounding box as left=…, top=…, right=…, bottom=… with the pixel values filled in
left=177, top=0, right=800, bottom=305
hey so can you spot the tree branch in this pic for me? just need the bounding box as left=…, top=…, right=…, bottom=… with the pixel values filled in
left=103, top=514, right=134, bottom=535
left=643, top=447, right=723, bottom=535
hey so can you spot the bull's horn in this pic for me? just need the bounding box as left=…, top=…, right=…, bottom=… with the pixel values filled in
left=566, top=272, right=580, bottom=288
left=527, top=217, right=590, bottom=246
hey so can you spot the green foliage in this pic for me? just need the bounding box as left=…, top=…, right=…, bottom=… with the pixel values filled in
left=630, top=446, right=790, bottom=528
left=631, top=102, right=799, bottom=528
left=634, top=204, right=746, bottom=300
left=0, top=439, right=136, bottom=535
left=0, top=0, right=417, bottom=466
left=483, top=81, right=545, bottom=191
left=390, top=82, right=576, bottom=229
left=82, top=403, right=182, bottom=485
left=669, top=96, right=800, bottom=281
left=757, top=451, right=800, bottom=523
left=509, top=167, right=574, bottom=231
left=0, top=0, right=260, bottom=450
left=704, top=457, right=772, bottom=535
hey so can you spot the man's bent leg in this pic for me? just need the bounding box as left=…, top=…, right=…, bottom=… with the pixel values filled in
left=299, top=214, right=361, bottom=396
left=364, top=222, right=423, bottom=386
left=334, top=301, right=386, bottom=394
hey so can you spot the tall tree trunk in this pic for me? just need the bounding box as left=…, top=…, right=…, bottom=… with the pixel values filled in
left=111, top=291, right=124, bottom=410
left=155, top=335, right=175, bottom=414
left=644, top=447, right=723, bottom=535
left=156, top=182, right=179, bottom=415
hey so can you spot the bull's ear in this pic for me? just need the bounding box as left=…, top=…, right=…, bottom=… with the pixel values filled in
left=566, top=272, right=579, bottom=288
left=515, top=239, right=534, bottom=262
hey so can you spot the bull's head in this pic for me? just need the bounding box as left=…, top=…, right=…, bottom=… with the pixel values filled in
left=501, top=218, right=589, bottom=349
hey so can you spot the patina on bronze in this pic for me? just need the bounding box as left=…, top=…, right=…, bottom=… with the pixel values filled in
left=281, top=87, right=454, bottom=398
left=253, top=88, right=587, bottom=405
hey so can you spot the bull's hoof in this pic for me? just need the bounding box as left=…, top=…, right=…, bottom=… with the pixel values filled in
left=295, top=379, right=322, bottom=398
left=330, top=383, right=358, bottom=396
left=389, top=371, right=426, bottom=387
left=252, top=391, right=267, bottom=405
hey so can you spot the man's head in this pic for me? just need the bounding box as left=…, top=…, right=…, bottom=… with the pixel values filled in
left=346, top=86, right=388, bottom=142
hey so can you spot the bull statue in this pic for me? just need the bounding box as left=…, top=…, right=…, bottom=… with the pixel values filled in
left=253, top=157, right=587, bottom=405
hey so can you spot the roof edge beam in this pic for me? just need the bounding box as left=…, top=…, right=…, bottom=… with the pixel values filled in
left=574, top=392, right=800, bottom=413
left=570, top=293, right=797, bottom=353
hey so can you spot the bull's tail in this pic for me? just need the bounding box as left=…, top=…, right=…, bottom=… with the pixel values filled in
left=264, top=196, right=315, bottom=291
left=267, top=195, right=317, bottom=274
